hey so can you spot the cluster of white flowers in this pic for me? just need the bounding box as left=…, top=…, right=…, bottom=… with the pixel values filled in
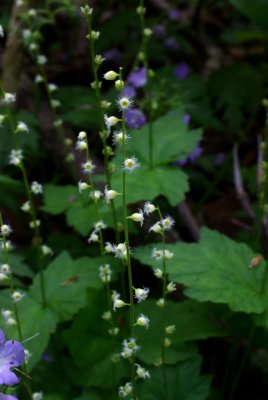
left=9, top=149, right=23, bottom=166
left=152, top=248, right=174, bottom=261
left=118, top=382, right=132, bottom=398
left=76, top=131, right=88, bottom=151
left=121, top=338, right=140, bottom=359
left=149, top=215, right=175, bottom=234
left=1, top=309, right=16, bottom=326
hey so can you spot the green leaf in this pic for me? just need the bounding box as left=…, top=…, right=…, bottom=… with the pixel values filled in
left=228, top=0, right=268, bottom=28
left=139, top=354, right=211, bottom=400
left=42, top=184, right=77, bottom=215
left=0, top=253, right=34, bottom=278
left=133, top=228, right=268, bottom=314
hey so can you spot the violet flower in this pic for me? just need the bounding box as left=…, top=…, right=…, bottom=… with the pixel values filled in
left=168, top=8, right=182, bottom=21
left=183, top=114, right=191, bottom=124
left=125, top=108, right=147, bottom=129
left=174, top=62, right=190, bottom=79
left=0, top=394, right=18, bottom=400
left=153, top=24, right=166, bottom=39
left=164, top=37, right=180, bottom=50
left=0, top=329, right=24, bottom=386
left=123, top=85, right=136, bottom=99
left=127, top=67, right=147, bottom=88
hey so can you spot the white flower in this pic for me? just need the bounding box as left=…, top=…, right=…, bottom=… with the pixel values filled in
left=16, top=121, right=29, bottom=133
left=167, top=281, right=176, bottom=293
left=0, top=264, right=10, bottom=274
left=37, top=55, right=47, bottom=65
left=88, top=231, right=99, bottom=243
left=0, top=25, right=4, bottom=37
left=35, top=74, right=43, bottom=83
left=144, top=28, right=152, bottom=37
left=102, top=311, right=112, bottom=321
left=9, top=149, right=23, bottom=166
left=21, top=201, right=31, bottom=213
left=48, top=83, right=58, bottom=92
left=104, top=114, right=120, bottom=132
left=78, top=131, right=87, bottom=140
left=1, top=309, right=12, bottom=319
left=165, top=325, right=176, bottom=335
left=1, top=240, right=13, bottom=251
left=144, top=201, right=157, bottom=215
left=121, top=338, right=140, bottom=359
left=104, top=241, right=113, bottom=253
left=41, top=245, right=53, bottom=256
left=112, top=130, right=131, bottom=145
left=127, top=209, right=144, bottom=226
left=99, top=264, right=112, bottom=283
left=94, top=220, right=107, bottom=231
left=152, top=248, right=174, bottom=261
left=90, top=190, right=103, bottom=201
left=136, top=314, right=150, bottom=329
left=78, top=181, right=90, bottom=193
left=123, top=156, right=140, bottom=172
left=32, top=392, right=43, bottom=400
left=0, top=224, right=12, bottom=237
left=113, top=294, right=128, bottom=311
left=76, top=140, right=87, bottom=151
left=136, top=363, right=150, bottom=379
left=11, top=291, right=25, bottom=302
left=104, top=186, right=120, bottom=204
left=3, top=93, right=16, bottom=104
left=156, top=298, right=165, bottom=308
left=31, top=181, right=43, bottom=194
left=51, top=99, right=60, bottom=109
left=103, top=70, right=118, bottom=80
left=117, top=96, right=133, bottom=111
left=161, top=215, right=175, bottom=231
left=134, top=287, right=149, bottom=303
left=29, top=220, right=41, bottom=229
left=82, top=160, right=96, bottom=174
left=0, top=273, right=8, bottom=281
left=5, top=317, right=17, bottom=326
left=112, top=242, right=128, bottom=260
left=153, top=268, right=163, bottom=279
left=164, top=338, right=172, bottom=347
left=149, top=222, right=162, bottom=234
left=118, top=382, right=132, bottom=398
left=28, top=8, right=37, bottom=17
left=108, top=327, right=119, bottom=336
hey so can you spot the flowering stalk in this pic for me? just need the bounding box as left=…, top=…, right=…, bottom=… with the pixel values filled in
left=82, top=5, right=119, bottom=242
left=0, top=85, right=47, bottom=307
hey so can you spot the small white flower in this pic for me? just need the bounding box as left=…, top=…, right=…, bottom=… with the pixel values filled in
left=21, top=201, right=31, bottom=213
left=1, top=240, right=13, bottom=252
left=90, top=190, right=103, bottom=201
left=88, top=231, right=99, bottom=243
left=11, top=291, right=25, bottom=302
left=48, top=83, right=58, bottom=92
left=161, top=215, right=175, bottom=231
left=5, top=317, right=17, bottom=326
left=118, top=382, right=132, bottom=398
left=0, top=224, right=12, bottom=237
left=144, top=28, right=152, bottom=37
left=37, top=55, right=47, bottom=65
left=99, top=264, right=112, bottom=283
left=153, top=268, right=163, bottom=279
left=76, top=140, right=87, bottom=151
left=9, top=149, right=23, bottom=166
left=152, top=248, right=174, bottom=261
left=0, top=273, right=8, bottom=281
left=94, top=220, right=107, bottom=231
left=41, top=245, right=53, bottom=256
left=134, top=287, right=149, bottom=303
left=0, top=264, right=10, bottom=274
left=167, top=281, right=176, bottom=293
left=112, top=243, right=128, bottom=260
left=78, top=181, right=90, bottom=193
left=104, top=186, right=120, bottom=204
left=3, top=93, right=16, bottom=104
left=0, top=25, right=4, bottom=38
left=127, top=209, right=144, bottom=226
left=112, top=130, right=130, bottom=145
left=90, top=30, right=100, bottom=40
left=164, top=338, right=172, bottom=347
left=104, top=241, right=113, bottom=253
left=35, top=74, right=43, bottom=84
left=1, top=309, right=12, bottom=319
left=123, top=156, right=140, bottom=172
left=51, top=99, right=60, bottom=109
left=149, top=222, right=162, bottom=234
left=16, top=121, right=29, bottom=133
left=103, top=70, right=118, bottom=80
left=32, top=392, right=43, bottom=400
left=28, top=8, right=37, bottom=17
left=136, top=314, right=150, bottom=329
left=144, top=201, right=157, bottom=215
left=31, top=181, right=43, bottom=194
left=136, top=363, right=150, bottom=379
left=113, top=294, right=128, bottom=311
left=165, top=325, right=176, bottom=335
left=117, top=96, right=133, bottom=111
left=80, top=5, right=93, bottom=16
left=156, top=298, right=165, bottom=308
left=78, top=131, right=87, bottom=140
left=29, top=43, right=38, bottom=52
left=108, top=327, right=119, bottom=336
left=24, top=349, right=32, bottom=363
left=104, top=114, right=120, bottom=132
left=29, top=220, right=41, bottom=229
left=82, top=160, right=96, bottom=174
left=102, top=311, right=112, bottom=321
left=121, top=338, right=140, bottom=358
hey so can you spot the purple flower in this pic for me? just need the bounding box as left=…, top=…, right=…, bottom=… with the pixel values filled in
left=127, top=67, right=147, bottom=88
left=188, top=146, right=203, bottom=162
left=123, top=85, right=136, bottom=99
left=174, top=62, right=190, bottom=79
left=0, top=394, right=18, bottom=400
left=168, top=8, right=182, bottom=21
left=153, top=24, right=166, bottom=39
left=183, top=114, right=191, bottom=124
left=164, top=37, right=180, bottom=50
left=125, top=108, right=147, bottom=129
left=0, top=330, right=24, bottom=386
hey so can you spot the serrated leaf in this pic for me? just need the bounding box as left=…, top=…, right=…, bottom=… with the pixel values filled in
left=133, top=228, right=268, bottom=314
